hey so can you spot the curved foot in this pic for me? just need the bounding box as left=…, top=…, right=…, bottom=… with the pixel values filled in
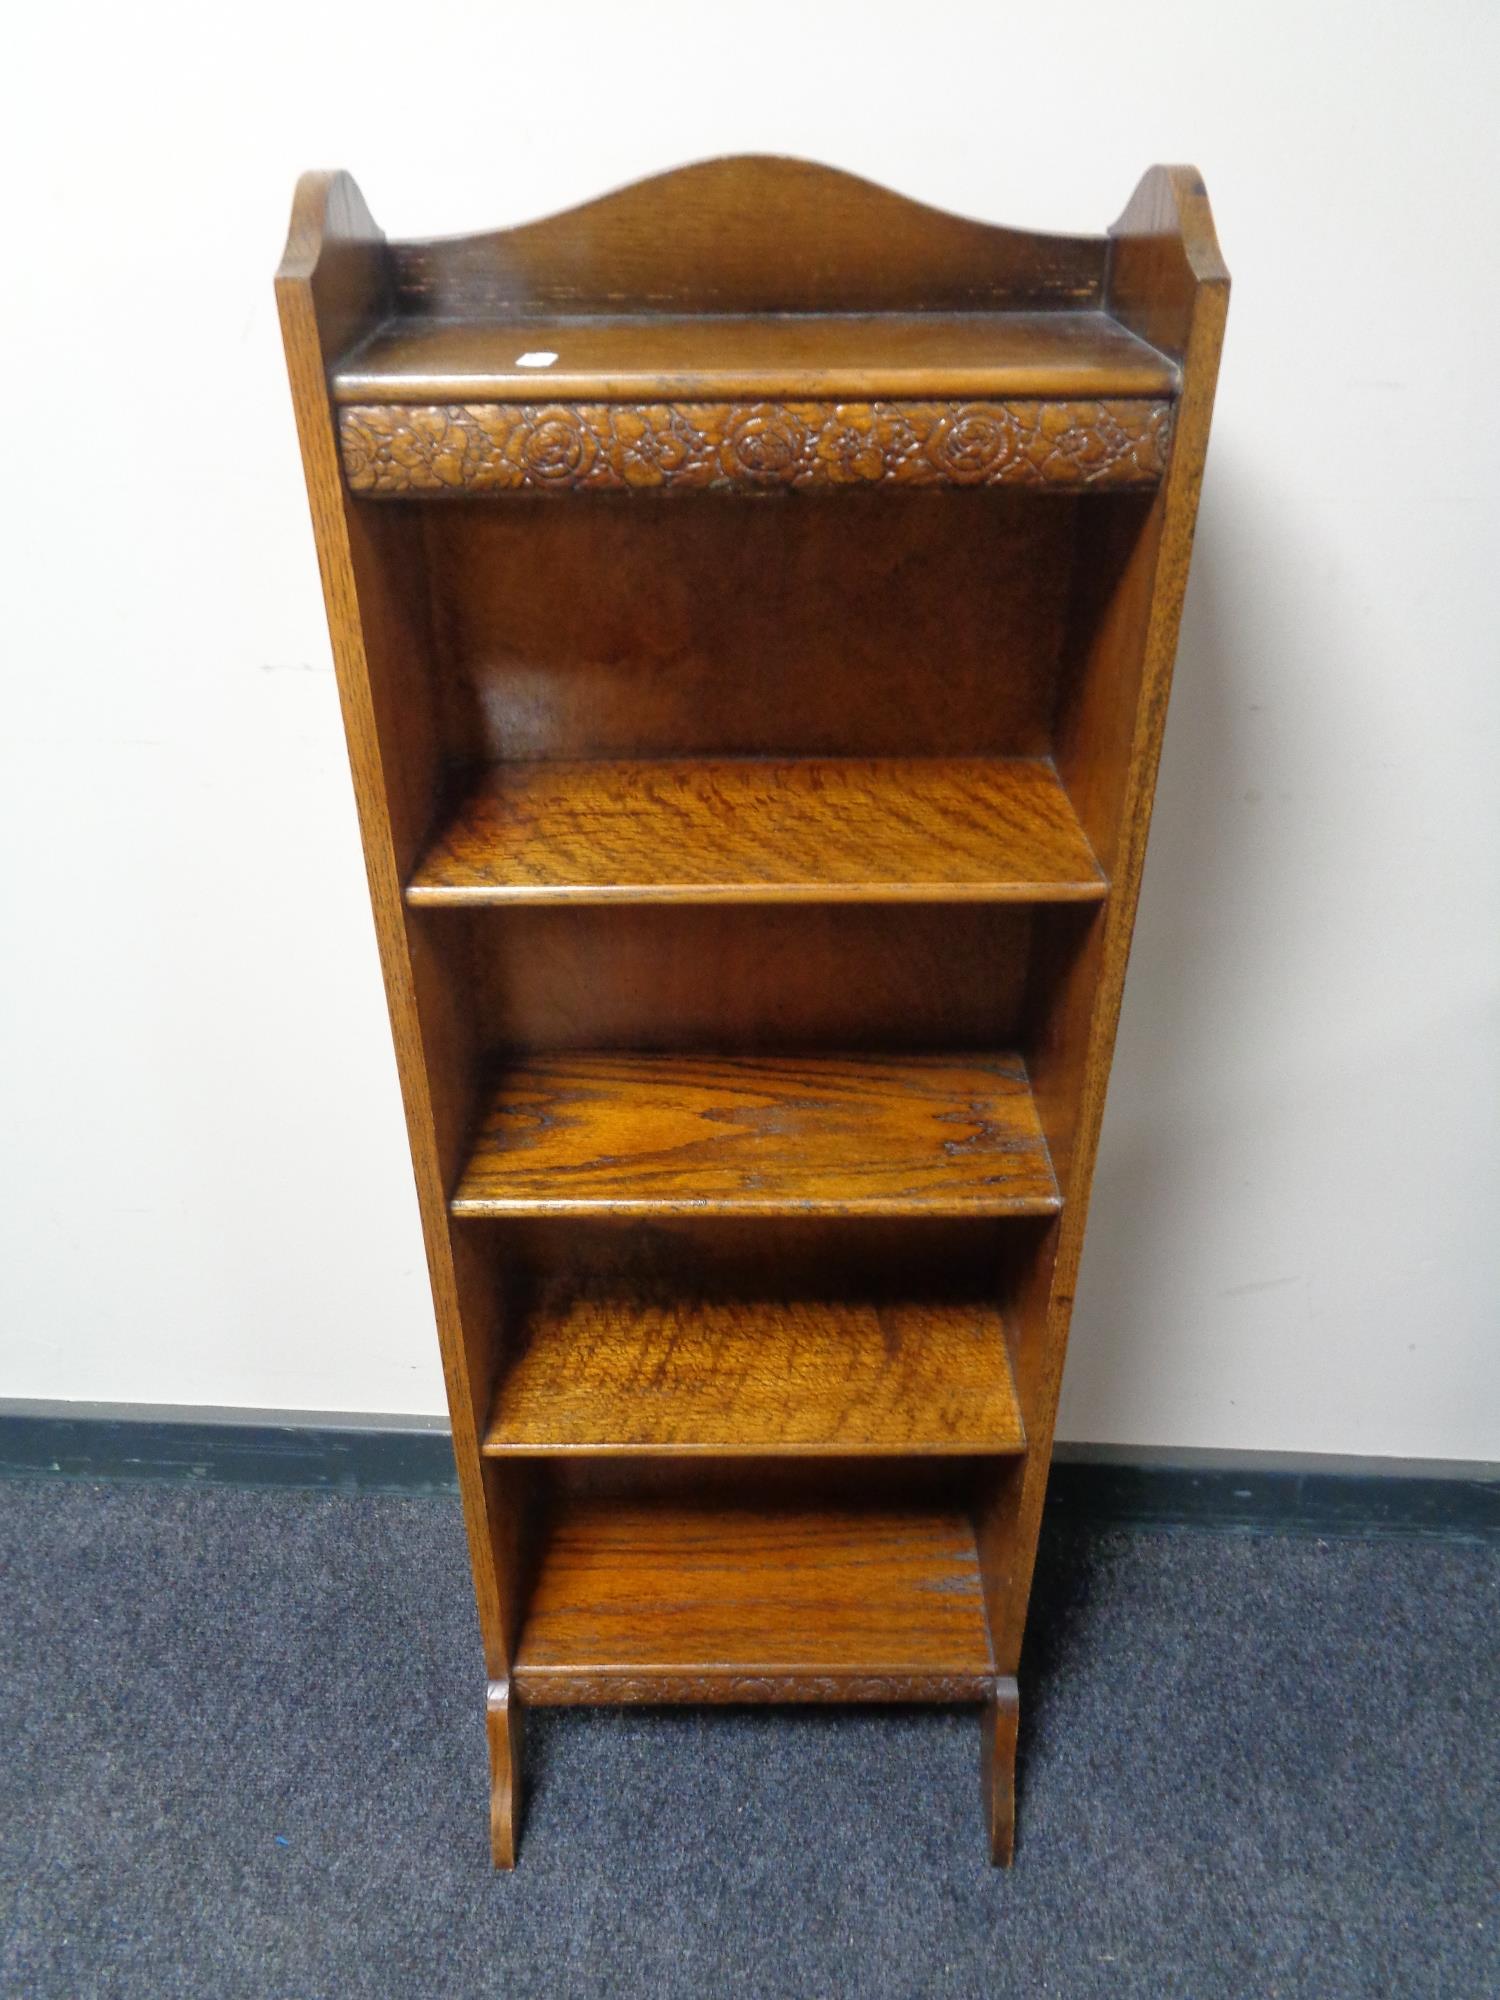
left=982, top=1676, right=1019, bottom=1866
left=487, top=1678, right=524, bottom=1868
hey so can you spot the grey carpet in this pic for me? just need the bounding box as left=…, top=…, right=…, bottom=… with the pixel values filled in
left=0, top=1479, right=1494, bottom=2000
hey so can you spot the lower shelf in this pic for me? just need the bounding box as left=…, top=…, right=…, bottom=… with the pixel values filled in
left=511, top=1497, right=997, bottom=1704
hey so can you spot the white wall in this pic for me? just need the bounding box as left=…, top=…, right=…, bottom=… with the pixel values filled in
left=4, top=0, right=1497, bottom=1458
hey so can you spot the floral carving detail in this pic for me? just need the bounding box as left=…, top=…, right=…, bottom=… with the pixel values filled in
left=516, top=405, right=595, bottom=483
left=339, top=399, right=1174, bottom=497
left=924, top=403, right=1022, bottom=483
left=812, top=409, right=887, bottom=483
left=612, top=407, right=707, bottom=487
left=718, top=405, right=807, bottom=482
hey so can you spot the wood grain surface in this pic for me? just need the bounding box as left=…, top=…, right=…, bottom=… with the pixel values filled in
left=408, top=757, right=1105, bottom=905
left=276, top=175, right=521, bottom=1690
left=485, top=1679, right=522, bottom=1869
left=386, top=154, right=1107, bottom=318
left=452, top=902, right=1033, bottom=1056
left=975, top=170, right=1230, bottom=1690
left=426, top=490, right=1072, bottom=765
left=983, top=1677, right=1020, bottom=1865
left=451, top=1051, right=1060, bottom=1217
left=483, top=1289, right=1025, bottom=1456
left=334, top=310, right=1177, bottom=403
left=488, top=1214, right=1029, bottom=1307
left=513, top=1497, right=995, bottom=1701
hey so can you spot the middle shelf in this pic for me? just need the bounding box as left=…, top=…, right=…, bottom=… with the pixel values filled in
left=407, top=755, right=1105, bottom=906
left=450, top=1050, right=1061, bottom=1218
left=483, top=1288, right=1025, bottom=1457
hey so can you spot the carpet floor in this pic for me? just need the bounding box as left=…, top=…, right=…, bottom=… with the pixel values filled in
left=0, top=1479, right=1494, bottom=1999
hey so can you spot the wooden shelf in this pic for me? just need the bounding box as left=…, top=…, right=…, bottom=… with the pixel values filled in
left=334, top=309, right=1178, bottom=404
left=483, top=1289, right=1025, bottom=1456
left=512, top=1497, right=996, bottom=1704
left=451, top=1051, right=1060, bottom=1218
left=408, top=757, right=1105, bottom=907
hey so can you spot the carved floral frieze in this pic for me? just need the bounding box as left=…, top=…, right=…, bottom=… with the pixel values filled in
left=339, top=399, right=1174, bottom=496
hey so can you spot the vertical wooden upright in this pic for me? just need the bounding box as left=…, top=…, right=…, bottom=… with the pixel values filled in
left=278, top=157, right=1227, bottom=1865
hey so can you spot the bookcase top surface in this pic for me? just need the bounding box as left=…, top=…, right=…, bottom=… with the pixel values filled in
left=333, top=308, right=1177, bottom=406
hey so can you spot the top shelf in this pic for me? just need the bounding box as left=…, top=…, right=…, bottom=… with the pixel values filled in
left=332, top=310, right=1178, bottom=405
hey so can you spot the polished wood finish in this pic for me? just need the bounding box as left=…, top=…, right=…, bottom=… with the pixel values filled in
left=385, top=155, right=1106, bottom=316
left=278, top=156, right=1227, bottom=1869
left=422, top=491, right=1072, bottom=764
left=336, top=310, right=1177, bottom=403
left=408, top=757, right=1104, bottom=907
left=974, top=172, right=1230, bottom=1692
left=485, top=1214, right=1033, bottom=1309
left=514, top=1497, right=994, bottom=1702
left=485, top=1679, right=523, bottom=1870
left=483, top=1289, right=1024, bottom=1456
left=452, top=1051, right=1059, bottom=1218
left=275, top=176, right=518, bottom=1697
left=983, top=1678, right=1020, bottom=1866
left=452, top=902, right=1034, bottom=1055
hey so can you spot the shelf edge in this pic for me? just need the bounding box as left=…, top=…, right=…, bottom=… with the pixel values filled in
left=408, top=879, right=1108, bottom=908
left=512, top=1666, right=996, bottom=1705
left=451, top=1195, right=1063, bottom=1219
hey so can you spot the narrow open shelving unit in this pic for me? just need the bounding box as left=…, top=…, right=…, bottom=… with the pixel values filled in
left=278, top=154, right=1227, bottom=1868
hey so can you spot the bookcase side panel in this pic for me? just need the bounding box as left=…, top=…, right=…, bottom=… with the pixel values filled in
left=277, top=176, right=521, bottom=1673
left=976, top=180, right=1229, bottom=1673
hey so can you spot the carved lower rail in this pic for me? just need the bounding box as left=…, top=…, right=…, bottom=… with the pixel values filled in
left=513, top=1668, right=996, bottom=1705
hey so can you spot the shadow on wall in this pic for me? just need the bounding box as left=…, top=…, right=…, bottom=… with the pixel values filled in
left=1057, top=465, right=1281, bottom=1446
left=1059, top=437, right=1499, bottom=1460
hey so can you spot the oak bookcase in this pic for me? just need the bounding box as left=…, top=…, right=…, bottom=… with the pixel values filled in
left=277, top=157, right=1227, bottom=1866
